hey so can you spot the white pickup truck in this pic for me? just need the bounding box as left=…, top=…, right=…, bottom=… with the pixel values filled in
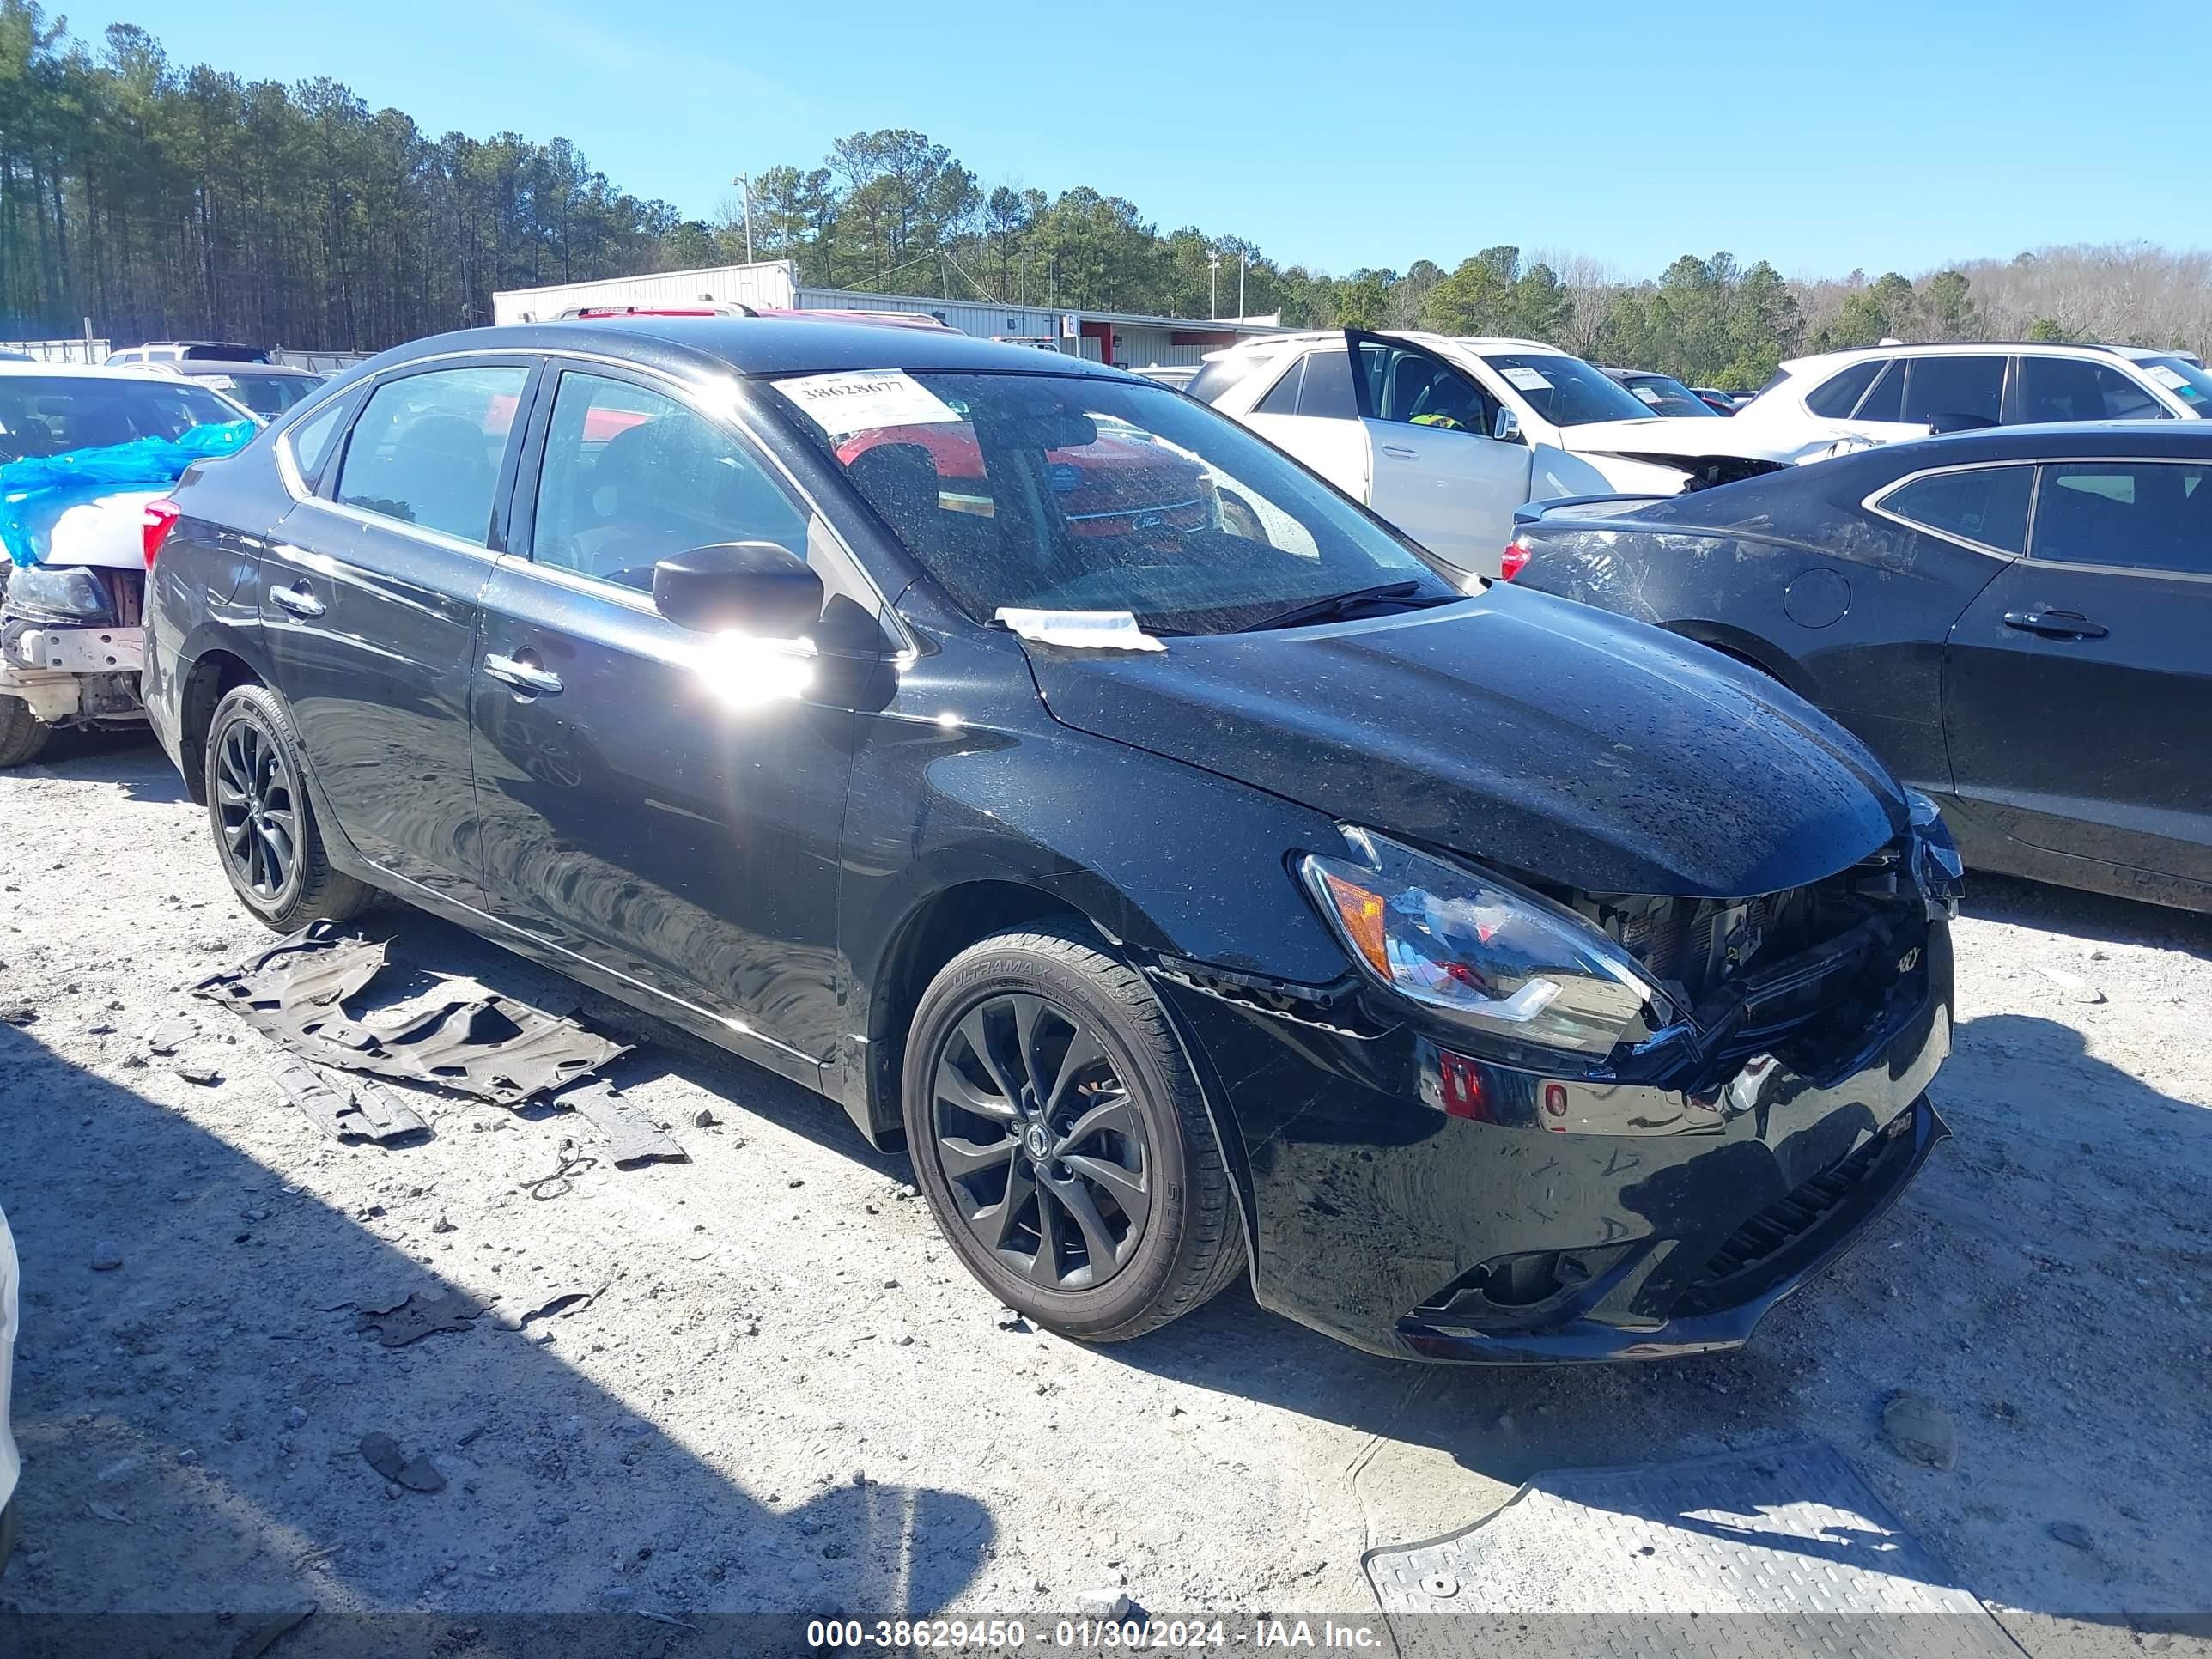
left=1193, top=330, right=1817, bottom=579
left=0, top=363, right=252, bottom=766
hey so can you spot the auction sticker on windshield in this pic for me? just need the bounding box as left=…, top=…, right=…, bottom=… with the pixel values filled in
left=776, top=369, right=963, bottom=438
left=1502, top=366, right=1553, bottom=392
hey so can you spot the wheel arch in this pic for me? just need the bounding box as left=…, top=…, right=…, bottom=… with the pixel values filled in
left=177, top=647, right=266, bottom=805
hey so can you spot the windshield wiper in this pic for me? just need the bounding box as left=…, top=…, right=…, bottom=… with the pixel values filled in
left=1242, top=580, right=1436, bottom=634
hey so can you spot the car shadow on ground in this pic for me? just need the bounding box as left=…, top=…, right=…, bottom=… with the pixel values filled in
left=0, top=1019, right=990, bottom=1649
left=1963, top=870, right=2212, bottom=960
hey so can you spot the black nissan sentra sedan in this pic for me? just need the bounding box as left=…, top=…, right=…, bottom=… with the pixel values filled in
left=142, top=319, right=1960, bottom=1363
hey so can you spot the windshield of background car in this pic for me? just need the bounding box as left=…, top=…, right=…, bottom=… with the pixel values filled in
left=774, top=369, right=1455, bottom=635
left=1620, top=374, right=1718, bottom=417
left=216, top=372, right=324, bottom=418
left=1475, top=352, right=1656, bottom=427
left=2138, top=356, right=2212, bottom=416
left=0, top=375, right=244, bottom=462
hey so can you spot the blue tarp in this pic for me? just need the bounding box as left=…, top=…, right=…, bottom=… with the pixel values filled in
left=0, top=420, right=256, bottom=568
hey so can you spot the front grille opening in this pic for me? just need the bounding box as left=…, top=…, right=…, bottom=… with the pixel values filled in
left=1672, top=1121, right=1901, bottom=1314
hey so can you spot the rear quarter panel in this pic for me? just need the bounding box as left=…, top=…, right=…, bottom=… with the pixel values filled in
left=1516, top=491, right=2007, bottom=797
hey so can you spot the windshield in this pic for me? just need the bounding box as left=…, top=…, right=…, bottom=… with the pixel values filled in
left=775, top=369, right=1456, bottom=635
left=1619, top=373, right=1718, bottom=418
left=1473, top=350, right=1657, bottom=427
left=2138, top=355, right=2212, bottom=417
left=0, top=374, right=246, bottom=463
left=209, top=372, right=324, bottom=418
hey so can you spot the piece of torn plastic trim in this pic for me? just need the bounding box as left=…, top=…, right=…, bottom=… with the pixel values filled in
left=268, top=1051, right=429, bottom=1145
left=994, top=607, right=1166, bottom=651
left=558, top=1078, right=685, bottom=1167
left=354, top=1288, right=483, bottom=1348
left=194, top=922, right=629, bottom=1106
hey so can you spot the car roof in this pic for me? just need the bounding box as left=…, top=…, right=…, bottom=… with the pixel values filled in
left=0, top=360, right=185, bottom=382
left=366, top=317, right=1137, bottom=383
left=1780, top=340, right=2176, bottom=374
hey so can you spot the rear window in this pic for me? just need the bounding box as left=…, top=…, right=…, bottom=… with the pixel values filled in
left=2032, top=462, right=2212, bottom=574
left=1880, top=465, right=2031, bottom=554
left=1186, top=351, right=1280, bottom=407
left=1804, top=360, right=1884, bottom=418
left=1620, top=374, right=1717, bottom=417
left=213, top=372, right=324, bottom=418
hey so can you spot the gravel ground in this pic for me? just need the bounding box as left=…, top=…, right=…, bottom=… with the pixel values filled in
left=0, top=732, right=2207, bottom=1650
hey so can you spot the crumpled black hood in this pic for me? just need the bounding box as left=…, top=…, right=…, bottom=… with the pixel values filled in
left=1024, top=585, right=1905, bottom=899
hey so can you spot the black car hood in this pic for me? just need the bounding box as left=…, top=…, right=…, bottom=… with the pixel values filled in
left=1023, top=585, right=1905, bottom=899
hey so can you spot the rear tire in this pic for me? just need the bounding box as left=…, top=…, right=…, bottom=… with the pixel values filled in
left=0, top=694, right=49, bottom=769
left=204, top=683, right=374, bottom=932
left=902, top=925, right=1244, bottom=1343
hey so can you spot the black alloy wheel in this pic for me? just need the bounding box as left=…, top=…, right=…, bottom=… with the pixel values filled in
left=214, top=712, right=301, bottom=904
left=931, top=992, right=1152, bottom=1291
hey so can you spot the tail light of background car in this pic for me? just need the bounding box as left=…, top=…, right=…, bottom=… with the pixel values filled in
left=142, top=498, right=181, bottom=568
left=1499, top=539, right=1531, bottom=581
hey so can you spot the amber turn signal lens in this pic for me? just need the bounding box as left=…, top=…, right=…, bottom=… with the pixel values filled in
left=1319, top=868, right=1391, bottom=979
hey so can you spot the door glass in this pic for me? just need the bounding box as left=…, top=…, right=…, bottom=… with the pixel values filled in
left=1900, top=356, right=2004, bottom=425
left=1253, top=357, right=1305, bottom=416
left=2032, top=463, right=2212, bottom=575
left=1881, top=465, right=2031, bottom=553
left=1805, top=360, right=1884, bottom=418
left=1360, top=344, right=1489, bottom=432
left=532, top=371, right=808, bottom=592
left=2017, top=358, right=2167, bottom=422
left=334, top=365, right=529, bottom=544
left=1297, top=346, right=1358, bottom=419
left=1854, top=359, right=1905, bottom=422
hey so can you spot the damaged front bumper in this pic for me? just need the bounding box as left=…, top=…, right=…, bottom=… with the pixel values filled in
left=1151, top=918, right=1954, bottom=1364
left=0, top=622, right=147, bottom=723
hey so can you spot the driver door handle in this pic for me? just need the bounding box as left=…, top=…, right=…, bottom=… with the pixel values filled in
left=2003, top=608, right=2107, bottom=641
left=1379, top=444, right=1419, bottom=460
left=483, top=653, right=563, bottom=696
left=268, top=582, right=325, bottom=619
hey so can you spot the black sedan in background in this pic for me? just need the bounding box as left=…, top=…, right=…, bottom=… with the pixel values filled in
left=143, top=318, right=1955, bottom=1363
left=1509, top=423, right=2211, bottom=914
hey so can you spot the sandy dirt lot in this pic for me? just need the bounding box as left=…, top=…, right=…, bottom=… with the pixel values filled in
left=0, top=732, right=2206, bottom=1651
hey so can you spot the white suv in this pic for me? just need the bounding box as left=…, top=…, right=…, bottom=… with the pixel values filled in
left=1733, top=342, right=2212, bottom=453
left=1192, top=331, right=1801, bottom=577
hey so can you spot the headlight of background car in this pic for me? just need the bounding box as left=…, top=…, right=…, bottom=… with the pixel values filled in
left=2, top=563, right=112, bottom=623
left=1300, top=828, right=1676, bottom=1059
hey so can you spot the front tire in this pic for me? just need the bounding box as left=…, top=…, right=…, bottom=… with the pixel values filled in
left=0, top=694, right=49, bottom=769
left=204, top=684, right=374, bottom=932
left=902, top=926, right=1245, bottom=1343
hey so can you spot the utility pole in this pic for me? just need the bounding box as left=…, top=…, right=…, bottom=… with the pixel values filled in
left=731, top=173, right=755, bottom=263
left=1208, top=252, right=1220, bottom=320
left=1238, top=251, right=1248, bottom=319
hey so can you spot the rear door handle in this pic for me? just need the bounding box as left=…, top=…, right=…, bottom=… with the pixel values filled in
left=268, top=582, right=325, bottom=619
left=2002, top=608, right=2107, bottom=640
left=483, top=653, right=563, bottom=696
left=1380, top=444, right=1419, bottom=460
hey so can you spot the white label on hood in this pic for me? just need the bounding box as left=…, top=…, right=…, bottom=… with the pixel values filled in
left=994, top=608, right=1166, bottom=652
left=1503, top=366, right=1553, bottom=392
left=775, top=369, right=963, bottom=438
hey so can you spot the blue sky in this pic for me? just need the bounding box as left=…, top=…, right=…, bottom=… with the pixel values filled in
left=70, top=0, right=2212, bottom=281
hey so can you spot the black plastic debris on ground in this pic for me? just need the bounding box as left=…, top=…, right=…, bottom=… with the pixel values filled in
left=556, top=1079, right=684, bottom=1167
left=267, top=1051, right=428, bottom=1145
left=354, top=1288, right=484, bottom=1347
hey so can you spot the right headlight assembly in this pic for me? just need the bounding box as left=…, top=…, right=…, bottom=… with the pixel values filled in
left=1300, top=827, right=1677, bottom=1060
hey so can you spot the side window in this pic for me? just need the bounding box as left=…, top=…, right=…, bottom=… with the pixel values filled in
left=1854, top=359, right=1906, bottom=422
left=284, top=397, right=349, bottom=487
left=1185, top=351, right=1278, bottom=407
left=1805, top=360, right=1884, bottom=418
left=1297, top=346, right=1358, bottom=419
left=2017, top=357, right=2168, bottom=423
left=334, top=365, right=529, bottom=544
left=1254, top=356, right=1305, bottom=416
left=1359, top=343, right=1492, bottom=433
left=532, top=370, right=808, bottom=592
left=2031, top=463, right=2212, bottom=576
left=1901, top=356, right=2004, bottom=426
left=1881, top=465, right=2031, bottom=554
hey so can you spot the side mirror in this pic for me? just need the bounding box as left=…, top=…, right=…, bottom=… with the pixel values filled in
left=1492, top=407, right=1523, bottom=444
left=652, top=541, right=823, bottom=636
